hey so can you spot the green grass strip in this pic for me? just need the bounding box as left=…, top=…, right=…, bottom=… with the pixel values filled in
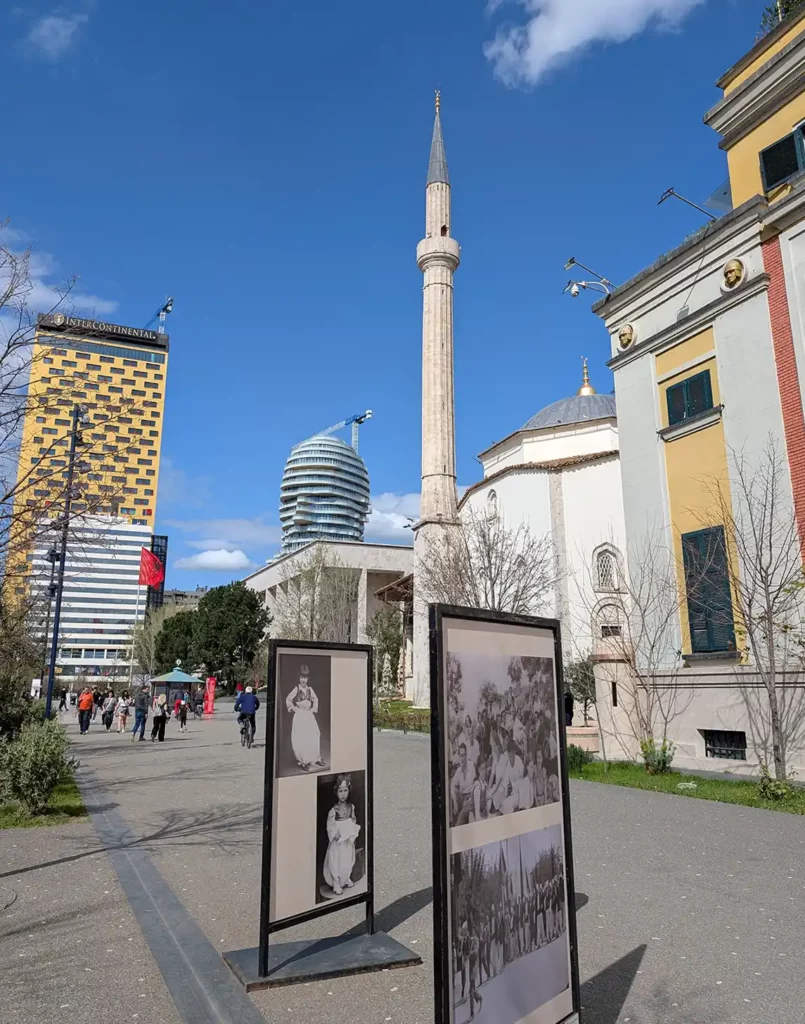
left=570, top=760, right=805, bottom=815
left=0, top=779, right=87, bottom=829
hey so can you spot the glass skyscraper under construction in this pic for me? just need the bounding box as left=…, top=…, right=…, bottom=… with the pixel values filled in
left=279, top=434, right=370, bottom=553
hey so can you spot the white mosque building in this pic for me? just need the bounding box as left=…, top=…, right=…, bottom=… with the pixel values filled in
left=459, top=361, right=627, bottom=662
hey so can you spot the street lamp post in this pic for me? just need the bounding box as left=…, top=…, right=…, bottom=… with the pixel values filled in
left=39, top=544, right=59, bottom=683
left=44, top=405, right=87, bottom=720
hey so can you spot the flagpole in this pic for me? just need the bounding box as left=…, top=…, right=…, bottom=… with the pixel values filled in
left=129, top=584, right=141, bottom=687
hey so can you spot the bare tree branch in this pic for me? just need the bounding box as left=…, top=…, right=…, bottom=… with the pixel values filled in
left=418, top=506, right=559, bottom=615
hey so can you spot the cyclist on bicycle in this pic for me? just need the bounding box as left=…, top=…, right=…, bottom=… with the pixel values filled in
left=234, top=685, right=260, bottom=741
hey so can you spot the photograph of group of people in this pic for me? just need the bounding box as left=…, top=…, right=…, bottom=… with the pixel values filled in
left=447, top=652, right=561, bottom=828
left=450, top=825, right=569, bottom=1024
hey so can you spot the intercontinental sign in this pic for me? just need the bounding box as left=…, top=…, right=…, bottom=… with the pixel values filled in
left=38, top=313, right=163, bottom=344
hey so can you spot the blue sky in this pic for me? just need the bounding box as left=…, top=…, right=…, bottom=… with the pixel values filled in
left=2, top=0, right=761, bottom=585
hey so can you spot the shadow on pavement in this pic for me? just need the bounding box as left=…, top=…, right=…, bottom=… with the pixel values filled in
left=0, top=801, right=262, bottom=881
left=580, top=944, right=647, bottom=1024
left=575, top=891, right=589, bottom=912
left=339, top=885, right=434, bottom=940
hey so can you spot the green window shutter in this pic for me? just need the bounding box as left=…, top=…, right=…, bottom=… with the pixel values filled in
left=667, top=382, right=686, bottom=426
left=682, top=527, right=735, bottom=653
left=682, top=533, right=712, bottom=652
left=686, top=371, right=713, bottom=419
left=666, top=371, right=713, bottom=428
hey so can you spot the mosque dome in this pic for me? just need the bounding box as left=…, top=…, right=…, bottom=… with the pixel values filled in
left=522, top=392, right=616, bottom=430
left=522, top=358, right=616, bottom=429
left=279, top=435, right=371, bottom=554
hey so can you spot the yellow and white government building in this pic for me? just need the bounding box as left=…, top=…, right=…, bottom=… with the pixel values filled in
left=12, top=313, right=169, bottom=685
left=591, top=9, right=805, bottom=773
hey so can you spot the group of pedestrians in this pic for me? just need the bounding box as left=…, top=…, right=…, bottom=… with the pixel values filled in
left=65, top=683, right=206, bottom=742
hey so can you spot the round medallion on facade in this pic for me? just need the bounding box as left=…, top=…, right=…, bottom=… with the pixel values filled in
left=617, top=323, right=636, bottom=350
left=722, top=258, right=746, bottom=290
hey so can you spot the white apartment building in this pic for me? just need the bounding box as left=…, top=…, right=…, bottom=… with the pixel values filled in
left=33, top=516, right=151, bottom=685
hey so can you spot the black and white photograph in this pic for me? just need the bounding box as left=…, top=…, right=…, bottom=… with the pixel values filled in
left=315, top=770, right=367, bottom=904
left=447, top=652, right=560, bottom=828
left=275, top=652, right=332, bottom=777
left=450, top=824, right=569, bottom=1024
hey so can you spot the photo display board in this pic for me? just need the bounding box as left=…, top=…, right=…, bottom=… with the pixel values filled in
left=430, top=606, right=580, bottom=1024
left=260, top=640, right=373, bottom=945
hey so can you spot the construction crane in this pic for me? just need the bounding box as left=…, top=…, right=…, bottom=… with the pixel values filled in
left=145, top=297, right=174, bottom=334
left=315, top=410, right=373, bottom=452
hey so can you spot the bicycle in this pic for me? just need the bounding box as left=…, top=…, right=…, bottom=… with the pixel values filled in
left=240, top=716, right=255, bottom=749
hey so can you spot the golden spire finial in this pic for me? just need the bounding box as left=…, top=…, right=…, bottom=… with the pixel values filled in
left=435, top=89, right=441, bottom=114
left=577, top=356, right=597, bottom=396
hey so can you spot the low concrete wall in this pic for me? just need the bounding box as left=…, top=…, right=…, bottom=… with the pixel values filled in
left=567, top=726, right=599, bottom=753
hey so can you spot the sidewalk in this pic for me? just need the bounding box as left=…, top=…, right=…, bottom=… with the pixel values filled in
left=0, top=816, right=180, bottom=1024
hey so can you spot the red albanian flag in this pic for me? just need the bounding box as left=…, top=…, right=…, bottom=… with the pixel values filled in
left=139, top=547, right=165, bottom=587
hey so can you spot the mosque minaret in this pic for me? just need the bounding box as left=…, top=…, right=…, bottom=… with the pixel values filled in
left=412, top=93, right=460, bottom=705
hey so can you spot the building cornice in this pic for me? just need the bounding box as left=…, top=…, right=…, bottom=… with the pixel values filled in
left=704, top=30, right=805, bottom=150
left=592, top=196, right=767, bottom=322
left=607, top=273, right=770, bottom=371
left=716, top=8, right=805, bottom=91
left=457, top=450, right=619, bottom=510
left=476, top=415, right=616, bottom=461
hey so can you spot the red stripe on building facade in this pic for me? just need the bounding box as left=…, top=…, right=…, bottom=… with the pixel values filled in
left=763, top=234, right=805, bottom=556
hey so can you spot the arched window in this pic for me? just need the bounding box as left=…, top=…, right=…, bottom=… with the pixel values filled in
left=597, top=603, right=622, bottom=639
left=593, top=544, right=621, bottom=592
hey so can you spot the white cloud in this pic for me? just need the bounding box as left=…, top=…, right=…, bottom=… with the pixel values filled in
left=157, top=458, right=211, bottom=510
left=174, top=549, right=255, bottom=572
left=165, top=517, right=283, bottom=551
left=365, top=492, right=420, bottom=544
left=27, top=13, right=88, bottom=61
left=0, top=226, right=119, bottom=322
left=484, top=0, right=705, bottom=86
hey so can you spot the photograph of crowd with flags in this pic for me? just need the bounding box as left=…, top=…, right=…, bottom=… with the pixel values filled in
left=447, top=652, right=560, bottom=827
left=450, top=824, right=569, bottom=1024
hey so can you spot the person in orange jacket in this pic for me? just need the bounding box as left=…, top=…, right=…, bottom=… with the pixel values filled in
left=77, top=687, right=94, bottom=734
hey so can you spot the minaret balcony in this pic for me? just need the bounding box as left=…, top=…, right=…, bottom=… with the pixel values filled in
left=417, top=236, right=460, bottom=272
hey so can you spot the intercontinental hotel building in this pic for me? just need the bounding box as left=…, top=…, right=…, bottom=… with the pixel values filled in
left=11, top=313, right=169, bottom=684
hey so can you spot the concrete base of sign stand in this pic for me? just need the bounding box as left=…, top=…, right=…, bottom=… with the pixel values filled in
left=222, top=931, right=422, bottom=991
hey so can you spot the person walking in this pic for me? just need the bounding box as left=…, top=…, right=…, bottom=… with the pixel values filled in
left=564, top=690, right=574, bottom=728
left=58, top=686, right=68, bottom=712
left=193, top=687, right=205, bottom=717
left=177, top=697, right=189, bottom=733
left=77, top=687, right=94, bottom=734
left=116, top=691, right=132, bottom=733
left=150, top=694, right=170, bottom=742
left=131, top=686, right=149, bottom=742
left=91, top=687, right=102, bottom=720
left=101, top=689, right=116, bottom=731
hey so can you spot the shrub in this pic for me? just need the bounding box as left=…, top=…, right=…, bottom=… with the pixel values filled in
left=640, top=737, right=675, bottom=774
left=0, top=720, right=79, bottom=815
left=374, top=706, right=430, bottom=734
left=567, top=744, right=594, bottom=773
left=758, top=762, right=796, bottom=801
left=0, top=678, right=43, bottom=740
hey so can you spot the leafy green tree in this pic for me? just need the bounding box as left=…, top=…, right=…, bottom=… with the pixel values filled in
left=192, top=582, right=270, bottom=689
left=761, top=0, right=805, bottom=33
left=154, top=611, right=197, bottom=673
left=564, top=656, right=597, bottom=725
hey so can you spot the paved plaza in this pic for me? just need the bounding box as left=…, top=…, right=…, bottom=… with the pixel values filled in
left=2, top=708, right=805, bottom=1024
